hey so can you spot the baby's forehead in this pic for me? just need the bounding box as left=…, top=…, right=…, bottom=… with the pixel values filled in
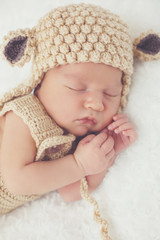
left=54, top=62, right=122, bottom=76
left=52, top=64, right=122, bottom=89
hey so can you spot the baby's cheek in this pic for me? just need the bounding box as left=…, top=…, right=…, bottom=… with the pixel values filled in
left=96, top=120, right=109, bottom=132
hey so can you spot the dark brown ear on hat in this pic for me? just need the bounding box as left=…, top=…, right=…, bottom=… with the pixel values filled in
left=1, top=28, right=35, bottom=67
left=133, top=30, right=160, bottom=61
left=4, top=35, right=28, bottom=64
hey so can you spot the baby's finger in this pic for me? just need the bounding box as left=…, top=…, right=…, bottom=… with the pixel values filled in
left=79, top=134, right=95, bottom=145
left=122, top=130, right=137, bottom=143
left=107, top=154, right=115, bottom=168
left=101, top=136, right=114, bottom=154
left=101, top=128, right=114, bottom=137
left=91, top=132, right=108, bottom=147
left=105, top=149, right=115, bottom=163
left=108, top=117, right=128, bottom=131
left=119, top=132, right=131, bottom=145
left=101, top=128, right=108, bottom=134
left=114, top=122, right=134, bottom=134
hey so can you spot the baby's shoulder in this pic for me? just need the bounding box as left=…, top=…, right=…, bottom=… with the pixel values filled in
left=2, top=111, right=37, bottom=165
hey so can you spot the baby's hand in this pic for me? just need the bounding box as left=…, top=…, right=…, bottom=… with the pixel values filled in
left=107, top=113, right=137, bottom=154
left=74, top=132, right=115, bottom=175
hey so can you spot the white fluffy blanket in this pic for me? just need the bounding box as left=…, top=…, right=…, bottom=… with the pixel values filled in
left=0, top=0, right=160, bottom=239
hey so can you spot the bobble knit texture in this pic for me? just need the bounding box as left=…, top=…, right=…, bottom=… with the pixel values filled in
left=0, top=3, right=133, bottom=111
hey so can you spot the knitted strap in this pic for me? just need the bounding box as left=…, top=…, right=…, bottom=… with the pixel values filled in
left=80, top=177, right=112, bottom=240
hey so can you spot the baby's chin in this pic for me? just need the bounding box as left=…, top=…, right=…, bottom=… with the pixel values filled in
left=71, top=129, right=89, bottom=137
left=65, top=125, right=90, bottom=136
left=68, top=125, right=105, bottom=137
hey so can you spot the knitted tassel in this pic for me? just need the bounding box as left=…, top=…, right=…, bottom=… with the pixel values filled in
left=80, top=177, right=112, bottom=240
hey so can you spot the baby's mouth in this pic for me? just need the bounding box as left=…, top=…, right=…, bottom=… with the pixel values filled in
left=75, top=117, right=97, bottom=126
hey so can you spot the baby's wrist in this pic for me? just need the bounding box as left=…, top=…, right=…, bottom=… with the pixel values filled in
left=72, top=153, right=86, bottom=177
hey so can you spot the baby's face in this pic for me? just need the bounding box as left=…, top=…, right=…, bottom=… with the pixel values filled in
left=35, top=62, right=122, bottom=136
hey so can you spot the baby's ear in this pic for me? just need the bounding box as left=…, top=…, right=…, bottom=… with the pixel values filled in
left=0, top=28, right=35, bottom=67
left=133, top=30, right=160, bottom=61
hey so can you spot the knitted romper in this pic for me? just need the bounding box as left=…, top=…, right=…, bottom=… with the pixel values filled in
left=0, top=94, right=75, bottom=216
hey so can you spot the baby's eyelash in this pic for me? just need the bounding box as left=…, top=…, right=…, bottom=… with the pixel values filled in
left=103, top=92, right=119, bottom=97
left=66, top=86, right=85, bottom=91
left=66, top=86, right=120, bottom=96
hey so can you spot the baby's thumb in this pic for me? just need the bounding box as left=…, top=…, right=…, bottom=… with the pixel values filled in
left=79, top=134, right=95, bottom=145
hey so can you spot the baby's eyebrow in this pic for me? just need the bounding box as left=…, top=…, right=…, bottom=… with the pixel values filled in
left=63, top=73, right=84, bottom=82
left=63, top=74, right=122, bottom=90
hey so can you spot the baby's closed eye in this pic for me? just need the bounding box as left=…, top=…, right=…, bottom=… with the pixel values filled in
left=65, top=84, right=86, bottom=91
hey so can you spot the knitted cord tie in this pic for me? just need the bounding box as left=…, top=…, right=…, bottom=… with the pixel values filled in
left=80, top=177, right=112, bottom=240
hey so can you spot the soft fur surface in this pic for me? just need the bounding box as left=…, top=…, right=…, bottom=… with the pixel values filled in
left=0, top=0, right=160, bottom=240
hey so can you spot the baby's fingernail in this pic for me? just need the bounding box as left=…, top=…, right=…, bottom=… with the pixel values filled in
left=108, top=125, right=112, bottom=130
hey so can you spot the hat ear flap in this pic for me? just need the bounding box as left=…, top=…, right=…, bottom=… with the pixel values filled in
left=133, top=30, right=160, bottom=61
left=0, top=28, right=35, bottom=67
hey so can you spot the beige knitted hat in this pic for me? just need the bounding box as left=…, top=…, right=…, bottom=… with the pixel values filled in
left=0, top=3, right=134, bottom=111
left=1, top=3, right=160, bottom=111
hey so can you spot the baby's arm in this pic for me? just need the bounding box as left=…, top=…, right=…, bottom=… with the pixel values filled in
left=58, top=156, right=115, bottom=202
left=0, top=111, right=113, bottom=196
left=0, top=111, right=85, bottom=195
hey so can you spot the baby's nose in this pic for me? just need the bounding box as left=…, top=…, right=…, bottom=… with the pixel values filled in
left=84, top=91, right=104, bottom=112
